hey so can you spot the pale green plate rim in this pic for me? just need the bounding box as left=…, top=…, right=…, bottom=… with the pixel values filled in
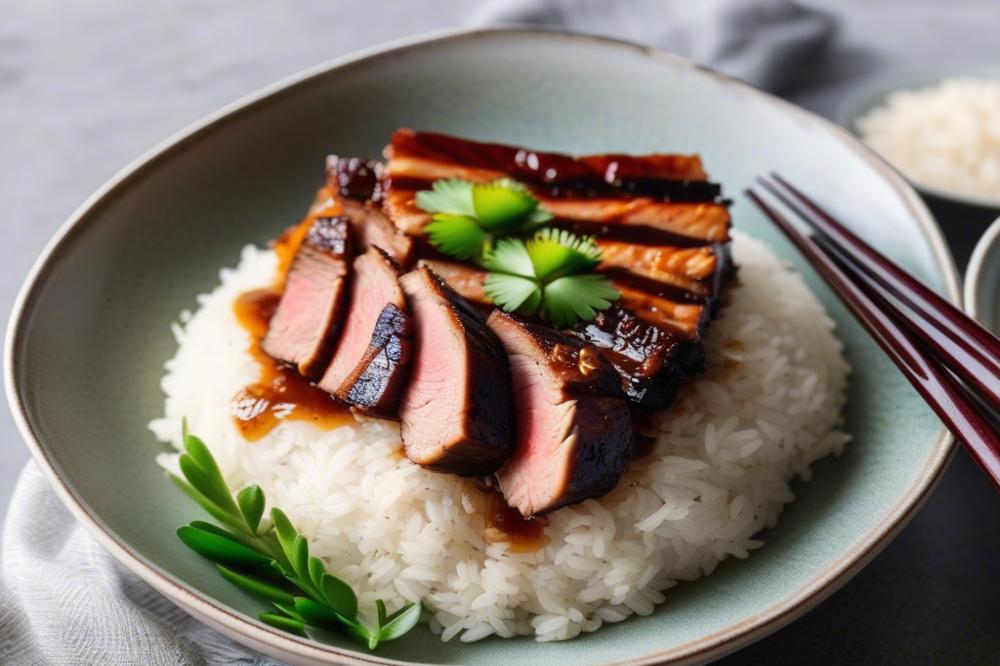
left=4, top=26, right=959, bottom=666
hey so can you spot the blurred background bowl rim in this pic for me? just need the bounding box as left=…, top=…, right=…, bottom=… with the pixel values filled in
left=834, top=61, right=1000, bottom=210
left=964, top=214, right=1000, bottom=326
left=3, top=26, right=960, bottom=666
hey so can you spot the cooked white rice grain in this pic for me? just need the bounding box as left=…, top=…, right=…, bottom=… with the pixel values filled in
left=857, top=77, right=1000, bottom=198
left=150, top=231, right=850, bottom=642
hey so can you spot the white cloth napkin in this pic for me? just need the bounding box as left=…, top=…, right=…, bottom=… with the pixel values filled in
left=1, top=464, right=278, bottom=665
left=0, top=2, right=834, bottom=663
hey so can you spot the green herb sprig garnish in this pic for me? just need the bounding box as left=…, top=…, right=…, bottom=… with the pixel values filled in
left=417, top=178, right=552, bottom=261
left=416, top=178, right=619, bottom=326
left=484, top=229, right=619, bottom=328
left=170, top=422, right=421, bottom=650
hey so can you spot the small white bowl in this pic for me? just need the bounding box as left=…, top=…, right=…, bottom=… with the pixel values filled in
left=837, top=63, right=1000, bottom=210
left=965, top=215, right=1000, bottom=330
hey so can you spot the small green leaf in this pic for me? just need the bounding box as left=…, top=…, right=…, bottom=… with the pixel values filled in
left=294, top=597, right=346, bottom=627
left=321, top=574, right=358, bottom=620
left=217, top=565, right=295, bottom=605
left=526, top=207, right=554, bottom=225
left=415, top=179, right=475, bottom=216
left=472, top=179, right=538, bottom=231
left=379, top=602, right=423, bottom=641
left=542, top=274, right=619, bottom=328
left=183, top=434, right=229, bottom=490
left=169, top=475, right=249, bottom=534
left=291, top=536, right=310, bottom=582
left=260, top=612, right=306, bottom=637
left=271, top=509, right=298, bottom=564
left=425, top=214, right=487, bottom=261
left=526, top=229, right=602, bottom=281
left=272, top=601, right=304, bottom=621
left=483, top=237, right=535, bottom=278
left=178, top=455, right=238, bottom=517
left=237, top=485, right=265, bottom=534
left=187, top=520, right=262, bottom=552
left=179, top=435, right=240, bottom=517
left=483, top=273, right=542, bottom=315
left=181, top=417, right=189, bottom=442
left=177, top=525, right=273, bottom=568
left=308, top=556, right=326, bottom=592
left=375, top=599, right=388, bottom=630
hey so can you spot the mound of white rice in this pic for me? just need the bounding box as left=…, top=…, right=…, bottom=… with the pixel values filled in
left=150, top=231, right=850, bottom=643
left=857, top=77, right=1000, bottom=198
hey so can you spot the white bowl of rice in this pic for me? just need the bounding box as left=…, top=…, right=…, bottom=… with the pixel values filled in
left=839, top=64, right=1000, bottom=209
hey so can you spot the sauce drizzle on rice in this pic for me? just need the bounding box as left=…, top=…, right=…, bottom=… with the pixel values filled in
left=229, top=186, right=355, bottom=441
left=482, top=489, right=549, bottom=553
left=231, top=288, right=353, bottom=441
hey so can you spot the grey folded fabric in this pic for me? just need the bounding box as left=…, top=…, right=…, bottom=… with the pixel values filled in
left=469, top=0, right=836, bottom=92
left=0, top=464, right=278, bottom=665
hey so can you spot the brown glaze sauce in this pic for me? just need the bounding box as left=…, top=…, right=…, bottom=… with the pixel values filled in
left=230, top=187, right=353, bottom=441
left=631, top=433, right=658, bottom=461
left=482, top=490, right=549, bottom=553
left=231, top=289, right=353, bottom=441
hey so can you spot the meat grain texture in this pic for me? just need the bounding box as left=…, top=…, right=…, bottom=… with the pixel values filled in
left=261, top=215, right=351, bottom=378
left=398, top=267, right=513, bottom=476
left=487, top=312, right=633, bottom=516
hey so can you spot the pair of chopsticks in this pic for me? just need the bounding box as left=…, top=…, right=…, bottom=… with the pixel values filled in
left=747, top=175, right=1000, bottom=492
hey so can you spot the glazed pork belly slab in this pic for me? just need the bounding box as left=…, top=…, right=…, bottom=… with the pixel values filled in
left=381, top=129, right=734, bottom=413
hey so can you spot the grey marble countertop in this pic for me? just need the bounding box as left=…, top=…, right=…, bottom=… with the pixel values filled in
left=2, top=1, right=1000, bottom=663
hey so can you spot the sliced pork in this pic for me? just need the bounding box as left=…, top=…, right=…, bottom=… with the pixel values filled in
left=410, top=260, right=708, bottom=412
left=335, top=302, right=413, bottom=418
left=398, top=267, right=513, bottom=476
left=487, top=311, right=634, bottom=516
left=318, top=246, right=410, bottom=415
left=341, top=200, right=414, bottom=268
left=574, top=306, right=699, bottom=412
left=262, top=215, right=352, bottom=379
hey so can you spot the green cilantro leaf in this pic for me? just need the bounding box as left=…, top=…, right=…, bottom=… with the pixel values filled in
left=415, top=177, right=619, bottom=326
left=542, top=274, right=620, bottom=328
left=525, top=228, right=602, bottom=281
left=483, top=273, right=543, bottom=314
left=472, top=178, right=539, bottom=231
left=414, top=179, right=475, bottom=216
left=482, top=237, right=535, bottom=277
left=424, top=214, right=487, bottom=261
left=483, top=230, right=619, bottom=326
left=416, top=177, right=553, bottom=260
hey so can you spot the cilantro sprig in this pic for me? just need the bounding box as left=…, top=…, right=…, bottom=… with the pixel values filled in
left=416, top=178, right=619, bottom=326
left=483, top=229, right=620, bottom=328
left=170, top=421, right=421, bottom=650
left=417, top=178, right=552, bottom=261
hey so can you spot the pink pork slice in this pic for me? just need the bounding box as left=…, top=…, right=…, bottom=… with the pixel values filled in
left=398, top=267, right=513, bottom=476
left=487, top=311, right=634, bottom=516
left=318, top=246, right=408, bottom=412
left=261, top=215, right=352, bottom=379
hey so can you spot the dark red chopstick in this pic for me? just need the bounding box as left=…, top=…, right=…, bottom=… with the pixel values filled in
left=813, top=231, right=1000, bottom=414
left=759, top=174, right=1000, bottom=412
left=746, top=188, right=1000, bottom=492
